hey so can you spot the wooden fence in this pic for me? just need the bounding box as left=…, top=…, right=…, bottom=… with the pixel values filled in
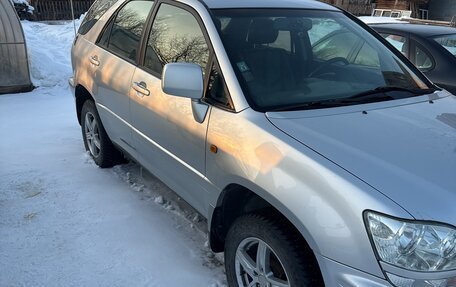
left=29, top=0, right=94, bottom=21
left=343, top=3, right=376, bottom=16
left=27, top=0, right=374, bottom=21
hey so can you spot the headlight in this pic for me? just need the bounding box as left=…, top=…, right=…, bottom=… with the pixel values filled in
left=365, top=211, right=456, bottom=272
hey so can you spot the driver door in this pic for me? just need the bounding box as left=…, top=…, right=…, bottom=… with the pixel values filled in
left=129, top=2, right=212, bottom=214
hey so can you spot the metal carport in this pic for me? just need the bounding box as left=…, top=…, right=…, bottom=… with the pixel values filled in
left=0, top=0, right=33, bottom=94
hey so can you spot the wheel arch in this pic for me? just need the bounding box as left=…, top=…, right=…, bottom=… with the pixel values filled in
left=75, top=84, right=95, bottom=125
left=209, top=182, right=319, bottom=256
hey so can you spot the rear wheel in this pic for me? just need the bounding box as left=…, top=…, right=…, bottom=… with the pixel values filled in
left=81, top=100, right=122, bottom=168
left=225, top=214, right=324, bottom=287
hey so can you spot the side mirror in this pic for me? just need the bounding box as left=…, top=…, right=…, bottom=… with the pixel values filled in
left=162, top=63, right=204, bottom=99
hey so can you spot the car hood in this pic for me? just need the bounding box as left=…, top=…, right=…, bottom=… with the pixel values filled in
left=267, top=92, right=456, bottom=225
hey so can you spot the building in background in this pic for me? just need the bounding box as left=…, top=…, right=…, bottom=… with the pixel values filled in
left=321, top=0, right=455, bottom=21
left=319, top=0, right=375, bottom=16
left=428, top=0, right=456, bottom=21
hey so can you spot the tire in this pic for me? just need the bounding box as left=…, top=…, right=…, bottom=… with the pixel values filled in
left=225, top=214, right=325, bottom=287
left=81, top=100, right=122, bottom=168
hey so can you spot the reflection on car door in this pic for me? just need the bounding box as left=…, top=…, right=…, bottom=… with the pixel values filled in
left=129, top=3, right=212, bottom=214
left=93, top=0, right=154, bottom=154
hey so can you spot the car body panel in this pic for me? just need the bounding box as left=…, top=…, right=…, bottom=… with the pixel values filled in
left=268, top=91, right=456, bottom=225
left=129, top=66, right=215, bottom=215
left=206, top=107, right=413, bottom=278
left=93, top=46, right=135, bottom=151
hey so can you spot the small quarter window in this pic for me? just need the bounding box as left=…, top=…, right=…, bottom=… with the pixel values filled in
left=206, top=62, right=232, bottom=110
left=412, top=41, right=433, bottom=71
left=144, top=4, right=210, bottom=75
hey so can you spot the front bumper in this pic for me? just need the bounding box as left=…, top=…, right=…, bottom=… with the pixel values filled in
left=316, top=254, right=393, bottom=287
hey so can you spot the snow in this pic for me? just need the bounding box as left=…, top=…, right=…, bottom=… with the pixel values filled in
left=0, top=20, right=226, bottom=286
left=10, top=0, right=34, bottom=13
left=359, top=16, right=404, bottom=24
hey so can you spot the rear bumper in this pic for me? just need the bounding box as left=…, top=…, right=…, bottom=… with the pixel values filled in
left=316, top=254, right=393, bottom=287
left=68, top=77, right=75, bottom=98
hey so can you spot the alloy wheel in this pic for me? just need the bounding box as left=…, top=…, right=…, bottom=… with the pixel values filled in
left=84, top=112, right=101, bottom=157
left=235, top=237, right=290, bottom=287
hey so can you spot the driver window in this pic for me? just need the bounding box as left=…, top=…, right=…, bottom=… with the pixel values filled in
left=144, top=4, right=210, bottom=75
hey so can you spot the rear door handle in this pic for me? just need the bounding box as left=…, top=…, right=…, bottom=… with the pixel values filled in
left=89, top=55, right=100, bottom=66
left=132, top=81, right=150, bottom=97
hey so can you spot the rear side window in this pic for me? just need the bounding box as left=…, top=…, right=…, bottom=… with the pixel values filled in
left=78, top=0, right=119, bottom=35
left=433, top=34, right=456, bottom=56
left=144, top=4, right=210, bottom=75
left=381, top=33, right=408, bottom=55
left=98, top=0, right=154, bottom=62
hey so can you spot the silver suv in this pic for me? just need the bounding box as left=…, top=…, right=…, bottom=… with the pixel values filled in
left=70, top=0, right=456, bottom=286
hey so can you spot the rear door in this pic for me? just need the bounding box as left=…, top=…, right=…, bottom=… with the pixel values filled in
left=91, top=0, right=154, bottom=154
left=129, top=2, right=212, bottom=213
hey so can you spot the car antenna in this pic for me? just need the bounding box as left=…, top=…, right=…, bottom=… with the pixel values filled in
left=69, top=0, right=77, bottom=37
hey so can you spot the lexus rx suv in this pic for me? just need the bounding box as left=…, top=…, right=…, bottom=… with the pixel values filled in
left=70, top=0, right=456, bottom=286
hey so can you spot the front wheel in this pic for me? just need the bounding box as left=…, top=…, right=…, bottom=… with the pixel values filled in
left=81, top=100, right=122, bottom=168
left=225, top=214, right=324, bottom=287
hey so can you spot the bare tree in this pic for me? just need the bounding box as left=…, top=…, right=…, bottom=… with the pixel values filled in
left=148, top=21, right=209, bottom=69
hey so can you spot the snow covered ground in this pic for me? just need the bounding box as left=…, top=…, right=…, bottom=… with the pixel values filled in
left=0, top=21, right=226, bottom=287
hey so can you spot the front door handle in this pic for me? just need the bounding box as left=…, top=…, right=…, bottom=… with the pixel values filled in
left=89, top=55, right=100, bottom=66
left=132, top=81, right=150, bottom=97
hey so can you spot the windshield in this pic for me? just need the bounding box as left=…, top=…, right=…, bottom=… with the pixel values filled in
left=433, top=34, right=456, bottom=56
left=212, top=9, right=433, bottom=111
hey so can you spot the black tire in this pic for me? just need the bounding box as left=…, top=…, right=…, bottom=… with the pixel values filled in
left=225, top=214, right=325, bottom=287
left=81, top=100, right=122, bottom=168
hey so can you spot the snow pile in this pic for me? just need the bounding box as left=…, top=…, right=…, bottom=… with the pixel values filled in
left=10, top=0, right=34, bottom=13
left=0, top=20, right=226, bottom=286
left=22, top=19, right=81, bottom=90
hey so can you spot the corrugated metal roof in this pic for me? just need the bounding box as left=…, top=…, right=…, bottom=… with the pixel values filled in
left=0, top=0, right=25, bottom=44
left=0, top=0, right=33, bottom=94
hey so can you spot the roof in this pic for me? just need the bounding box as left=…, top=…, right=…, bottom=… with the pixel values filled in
left=202, top=0, right=339, bottom=10
left=368, top=23, right=456, bottom=37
